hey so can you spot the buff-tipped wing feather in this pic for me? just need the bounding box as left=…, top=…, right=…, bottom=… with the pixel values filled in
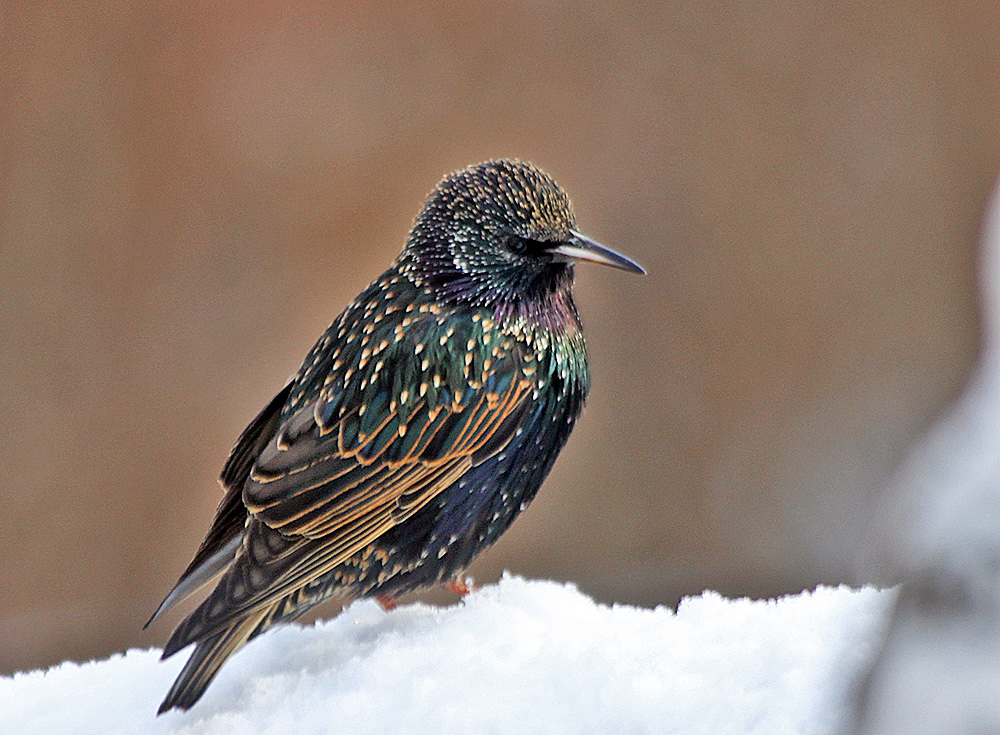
left=146, top=382, right=294, bottom=628
left=161, top=318, right=534, bottom=658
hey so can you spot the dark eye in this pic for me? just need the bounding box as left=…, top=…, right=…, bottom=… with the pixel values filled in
left=505, top=235, right=553, bottom=257
left=506, top=235, right=529, bottom=255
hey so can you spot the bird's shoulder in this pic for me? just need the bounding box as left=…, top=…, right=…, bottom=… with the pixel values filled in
left=289, top=269, right=558, bottom=418
left=240, top=270, right=551, bottom=538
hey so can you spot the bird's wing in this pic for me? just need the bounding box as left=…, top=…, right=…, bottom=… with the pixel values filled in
left=163, top=312, right=538, bottom=651
left=246, top=344, right=534, bottom=537
left=146, top=381, right=294, bottom=627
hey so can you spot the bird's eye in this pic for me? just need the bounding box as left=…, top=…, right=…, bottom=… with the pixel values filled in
left=506, top=236, right=529, bottom=255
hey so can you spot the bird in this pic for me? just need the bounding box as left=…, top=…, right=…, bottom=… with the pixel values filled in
left=147, top=159, right=645, bottom=714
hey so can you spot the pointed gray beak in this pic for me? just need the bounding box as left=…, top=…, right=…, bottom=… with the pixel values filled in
left=549, top=230, right=646, bottom=275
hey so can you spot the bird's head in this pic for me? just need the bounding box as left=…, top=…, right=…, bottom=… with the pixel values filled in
left=402, top=159, right=644, bottom=308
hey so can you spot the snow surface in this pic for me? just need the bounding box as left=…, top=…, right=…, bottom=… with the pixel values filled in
left=2, top=575, right=891, bottom=735
left=851, top=179, right=1000, bottom=734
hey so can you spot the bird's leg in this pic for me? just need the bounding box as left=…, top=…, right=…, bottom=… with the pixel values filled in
left=376, top=594, right=398, bottom=611
left=444, top=576, right=477, bottom=596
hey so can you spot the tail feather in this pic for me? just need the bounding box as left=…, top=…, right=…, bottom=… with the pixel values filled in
left=157, top=609, right=268, bottom=714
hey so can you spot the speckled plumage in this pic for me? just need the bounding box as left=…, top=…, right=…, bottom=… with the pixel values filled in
left=150, top=159, right=644, bottom=714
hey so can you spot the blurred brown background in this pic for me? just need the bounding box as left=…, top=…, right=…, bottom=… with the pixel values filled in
left=2, top=0, right=999, bottom=675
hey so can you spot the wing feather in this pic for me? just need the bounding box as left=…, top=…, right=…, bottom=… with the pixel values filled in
left=164, top=316, right=538, bottom=651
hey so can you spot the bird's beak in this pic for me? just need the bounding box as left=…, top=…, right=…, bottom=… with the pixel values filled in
left=550, top=230, right=646, bottom=275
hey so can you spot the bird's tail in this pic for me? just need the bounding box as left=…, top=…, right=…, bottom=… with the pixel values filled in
left=157, top=608, right=268, bottom=714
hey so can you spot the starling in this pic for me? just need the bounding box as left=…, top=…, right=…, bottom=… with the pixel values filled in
left=148, top=159, right=645, bottom=713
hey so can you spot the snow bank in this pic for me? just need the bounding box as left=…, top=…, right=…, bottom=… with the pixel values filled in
left=851, top=179, right=1000, bottom=734
left=1, top=576, right=891, bottom=735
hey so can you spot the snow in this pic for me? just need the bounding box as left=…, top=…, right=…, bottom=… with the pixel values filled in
left=2, top=575, right=891, bottom=735
left=850, top=180, right=1000, bottom=734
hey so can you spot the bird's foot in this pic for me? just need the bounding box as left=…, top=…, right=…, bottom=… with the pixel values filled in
left=376, top=594, right=398, bottom=611
left=444, top=577, right=477, bottom=597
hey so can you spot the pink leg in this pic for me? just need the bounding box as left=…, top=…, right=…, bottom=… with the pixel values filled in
left=444, top=578, right=477, bottom=596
